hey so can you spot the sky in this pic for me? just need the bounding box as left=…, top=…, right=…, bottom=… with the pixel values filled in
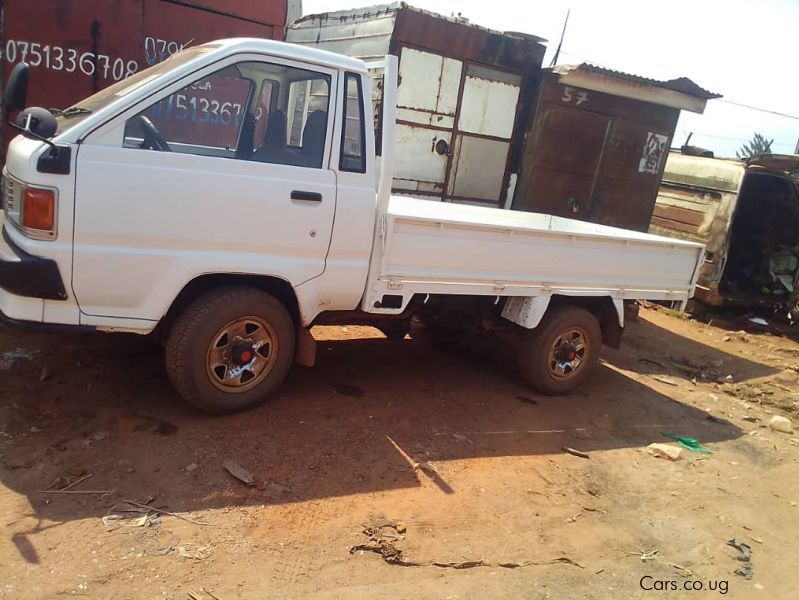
left=300, top=0, right=799, bottom=158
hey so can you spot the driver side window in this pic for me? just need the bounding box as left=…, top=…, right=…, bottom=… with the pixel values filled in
left=123, top=60, right=331, bottom=169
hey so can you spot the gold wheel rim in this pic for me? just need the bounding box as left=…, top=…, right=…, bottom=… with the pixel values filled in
left=546, top=326, right=589, bottom=380
left=205, top=316, right=278, bottom=393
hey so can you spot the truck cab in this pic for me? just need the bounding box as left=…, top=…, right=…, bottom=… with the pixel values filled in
left=2, top=39, right=378, bottom=332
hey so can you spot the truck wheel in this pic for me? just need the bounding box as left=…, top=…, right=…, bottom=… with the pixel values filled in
left=517, top=305, right=601, bottom=395
left=165, top=287, right=295, bottom=414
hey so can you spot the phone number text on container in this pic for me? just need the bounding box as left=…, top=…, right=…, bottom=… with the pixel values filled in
left=1, top=40, right=138, bottom=81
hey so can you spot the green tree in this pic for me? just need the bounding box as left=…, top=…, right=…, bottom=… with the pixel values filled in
left=736, top=132, right=773, bottom=159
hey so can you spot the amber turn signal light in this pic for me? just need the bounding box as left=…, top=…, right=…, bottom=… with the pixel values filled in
left=22, top=188, right=56, bottom=232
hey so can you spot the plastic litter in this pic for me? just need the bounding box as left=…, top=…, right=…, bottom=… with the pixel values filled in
left=661, top=431, right=712, bottom=454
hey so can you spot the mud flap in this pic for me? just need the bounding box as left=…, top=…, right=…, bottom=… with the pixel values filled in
left=295, top=326, right=316, bottom=367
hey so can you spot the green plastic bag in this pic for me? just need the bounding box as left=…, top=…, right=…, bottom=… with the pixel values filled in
left=661, top=431, right=711, bottom=454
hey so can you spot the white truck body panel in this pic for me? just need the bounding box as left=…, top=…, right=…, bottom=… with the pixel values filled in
left=361, top=196, right=704, bottom=318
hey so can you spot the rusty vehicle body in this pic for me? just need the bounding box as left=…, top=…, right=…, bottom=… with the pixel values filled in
left=649, top=152, right=799, bottom=317
left=0, top=0, right=297, bottom=158
left=287, top=2, right=546, bottom=207
left=512, top=66, right=719, bottom=232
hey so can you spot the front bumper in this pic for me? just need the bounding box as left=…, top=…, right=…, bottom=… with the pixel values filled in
left=0, top=225, right=67, bottom=300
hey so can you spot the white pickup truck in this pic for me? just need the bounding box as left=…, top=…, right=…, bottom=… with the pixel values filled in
left=0, top=39, right=704, bottom=413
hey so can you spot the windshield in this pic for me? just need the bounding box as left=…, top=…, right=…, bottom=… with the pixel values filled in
left=55, top=46, right=217, bottom=133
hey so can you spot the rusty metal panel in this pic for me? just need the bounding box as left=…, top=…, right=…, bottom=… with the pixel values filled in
left=515, top=73, right=681, bottom=231
left=286, top=6, right=395, bottom=60
left=392, top=6, right=545, bottom=72
left=169, top=0, right=287, bottom=26
left=1, top=0, right=286, bottom=157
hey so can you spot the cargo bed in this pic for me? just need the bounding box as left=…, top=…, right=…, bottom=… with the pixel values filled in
left=362, top=196, right=705, bottom=314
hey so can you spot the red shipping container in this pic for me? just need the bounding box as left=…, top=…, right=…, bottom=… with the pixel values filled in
left=0, top=0, right=291, bottom=155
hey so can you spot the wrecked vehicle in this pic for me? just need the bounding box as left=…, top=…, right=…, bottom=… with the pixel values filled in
left=0, top=39, right=703, bottom=413
left=650, top=152, right=799, bottom=319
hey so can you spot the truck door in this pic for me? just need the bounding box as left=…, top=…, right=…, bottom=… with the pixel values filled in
left=71, top=56, right=338, bottom=321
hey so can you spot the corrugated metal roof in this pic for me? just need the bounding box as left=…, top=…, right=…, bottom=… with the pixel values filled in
left=292, top=2, right=547, bottom=44
left=552, top=63, right=720, bottom=100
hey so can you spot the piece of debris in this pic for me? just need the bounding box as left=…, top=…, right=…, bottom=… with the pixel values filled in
left=222, top=460, right=255, bottom=486
left=42, top=472, right=93, bottom=493
left=396, top=521, right=407, bottom=534
left=748, top=317, right=768, bottom=326
left=177, top=544, right=212, bottom=560
left=414, top=461, right=438, bottom=476
left=562, top=446, right=590, bottom=459
left=565, top=512, right=581, bottom=523
left=669, top=563, right=694, bottom=577
left=661, top=432, right=711, bottom=454
left=628, top=549, right=660, bottom=562
left=185, top=463, right=198, bottom=473
left=102, top=511, right=158, bottom=529
left=768, top=415, right=793, bottom=434
left=452, top=433, right=471, bottom=444
left=727, top=539, right=753, bottom=579
left=722, top=335, right=732, bottom=342
left=647, top=443, right=682, bottom=461
left=333, top=383, right=364, bottom=398
left=724, top=374, right=734, bottom=383
left=742, top=416, right=760, bottom=423
left=39, top=366, right=52, bottom=382
left=120, top=498, right=210, bottom=527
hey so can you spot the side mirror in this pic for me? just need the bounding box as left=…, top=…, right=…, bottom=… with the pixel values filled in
left=16, top=107, right=57, bottom=139
left=4, top=62, right=30, bottom=114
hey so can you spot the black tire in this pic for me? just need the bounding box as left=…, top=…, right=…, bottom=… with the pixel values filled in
left=165, top=287, right=295, bottom=414
left=377, top=320, right=411, bottom=341
left=517, top=305, right=602, bottom=395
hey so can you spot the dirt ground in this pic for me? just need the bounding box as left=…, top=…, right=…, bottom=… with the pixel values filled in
left=1, top=307, right=797, bottom=599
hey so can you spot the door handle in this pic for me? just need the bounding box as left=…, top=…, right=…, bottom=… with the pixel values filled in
left=291, top=190, right=322, bottom=202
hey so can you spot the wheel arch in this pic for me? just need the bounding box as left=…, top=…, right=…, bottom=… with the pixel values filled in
left=547, top=295, right=624, bottom=349
left=156, top=273, right=301, bottom=339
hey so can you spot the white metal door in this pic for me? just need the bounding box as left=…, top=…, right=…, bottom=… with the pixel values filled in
left=446, top=65, right=521, bottom=205
left=392, top=47, right=461, bottom=197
